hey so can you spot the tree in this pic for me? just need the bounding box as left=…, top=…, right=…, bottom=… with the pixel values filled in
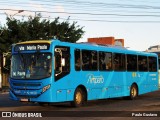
left=0, top=16, right=85, bottom=53
left=0, top=16, right=85, bottom=73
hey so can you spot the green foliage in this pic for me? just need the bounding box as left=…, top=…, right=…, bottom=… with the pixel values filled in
left=0, top=16, right=85, bottom=73
left=0, top=16, right=85, bottom=53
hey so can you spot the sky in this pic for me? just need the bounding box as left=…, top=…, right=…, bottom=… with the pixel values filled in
left=0, top=0, right=160, bottom=51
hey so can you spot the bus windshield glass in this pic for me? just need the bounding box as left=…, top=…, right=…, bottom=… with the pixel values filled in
left=11, top=53, right=52, bottom=79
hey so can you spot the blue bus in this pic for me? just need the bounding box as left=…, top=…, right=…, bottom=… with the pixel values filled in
left=151, top=52, right=160, bottom=86
left=9, top=39, right=159, bottom=107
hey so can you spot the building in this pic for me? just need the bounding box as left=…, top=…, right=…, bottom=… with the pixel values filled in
left=0, top=53, right=10, bottom=90
left=147, top=45, right=160, bottom=52
left=88, top=37, right=124, bottom=47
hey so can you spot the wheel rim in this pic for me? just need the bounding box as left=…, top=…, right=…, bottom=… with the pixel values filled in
left=76, top=91, right=82, bottom=105
left=131, top=87, right=137, bottom=97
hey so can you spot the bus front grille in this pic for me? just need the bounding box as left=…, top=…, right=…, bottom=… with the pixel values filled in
left=11, top=82, right=42, bottom=90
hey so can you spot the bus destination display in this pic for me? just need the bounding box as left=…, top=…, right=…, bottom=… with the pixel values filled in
left=14, top=44, right=50, bottom=51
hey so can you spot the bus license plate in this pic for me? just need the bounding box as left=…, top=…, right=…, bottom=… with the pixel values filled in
left=20, top=98, right=28, bottom=102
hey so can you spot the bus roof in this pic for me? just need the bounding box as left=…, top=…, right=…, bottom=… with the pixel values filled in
left=15, top=39, right=157, bottom=57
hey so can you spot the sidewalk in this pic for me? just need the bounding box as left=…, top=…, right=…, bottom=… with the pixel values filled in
left=0, top=86, right=9, bottom=94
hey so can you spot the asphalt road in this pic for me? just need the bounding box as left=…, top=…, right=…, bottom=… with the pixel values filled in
left=0, top=90, right=160, bottom=120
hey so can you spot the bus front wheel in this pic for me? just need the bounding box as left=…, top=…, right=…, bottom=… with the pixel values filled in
left=71, top=88, right=85, bottom=107
left=130, top=84, right=138, bottom=100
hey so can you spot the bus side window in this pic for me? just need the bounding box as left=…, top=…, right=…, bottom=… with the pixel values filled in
left=92, top=51, right=98, bottom=70
left=75, top=49, right=81, bottom=71
left=148, top=56, right=157, bottom=72
left=127, top=54, right=137, bottom=71
left=113, top=53, right=125, bottom=71
left=99, top=51, right=112, bottom=71
left=82, top=50, right=97, bottom=71
left=138, top=55, right=148, bottom=72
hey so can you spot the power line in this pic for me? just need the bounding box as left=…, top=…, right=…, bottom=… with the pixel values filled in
left=1, top=9, right=160, bottom=17
left=1, top=12, right=160, bottom=23
left=31, top=0, right=160, bottom=9
left=0, top=0, right=160, bottom=23
left=0, top=0, right=160, bottom=16
left=1, top=0, right=160, bottom=10
left=60, top=17, right=160, bottom=23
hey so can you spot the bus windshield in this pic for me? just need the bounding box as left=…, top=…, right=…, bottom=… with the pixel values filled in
left=11, top=53, right=52, bottom=79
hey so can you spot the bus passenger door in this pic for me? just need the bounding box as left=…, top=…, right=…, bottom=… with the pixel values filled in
left=54, top=46, right=70, bottom=102
left=54, top=46, right=70, bottom=81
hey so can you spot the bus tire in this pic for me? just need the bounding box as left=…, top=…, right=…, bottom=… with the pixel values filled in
left=130, top=84, right=138, bottom=100
left=71, top=88, right=85, bottom=107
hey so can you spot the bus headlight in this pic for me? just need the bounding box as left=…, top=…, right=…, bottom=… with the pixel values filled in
left=42, top=84, right=51, bottom=93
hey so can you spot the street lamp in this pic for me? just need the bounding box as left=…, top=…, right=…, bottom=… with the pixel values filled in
left=0, top=10, right=24, bottom=36
left=13, top=10, right=24, bottom=15
left=9, top=10, right=24, bottom=19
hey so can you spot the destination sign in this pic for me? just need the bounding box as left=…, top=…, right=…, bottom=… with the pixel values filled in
left=14, top=43, right=50, bottom=51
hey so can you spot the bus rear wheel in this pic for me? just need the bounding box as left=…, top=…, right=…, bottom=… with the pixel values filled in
left=130, top=84, right=138, bottom=100
left=71, top=88, right=85, bottom=107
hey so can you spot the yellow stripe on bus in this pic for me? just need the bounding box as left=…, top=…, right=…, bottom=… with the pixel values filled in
left=17, top=40, right=51, bottom=44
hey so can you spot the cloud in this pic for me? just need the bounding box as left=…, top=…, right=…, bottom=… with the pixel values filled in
left=28, top=1, right=50, bottom=17
left=55, top=5, right=65, bottom=13
left=54, top=5, right=68, bottom=17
